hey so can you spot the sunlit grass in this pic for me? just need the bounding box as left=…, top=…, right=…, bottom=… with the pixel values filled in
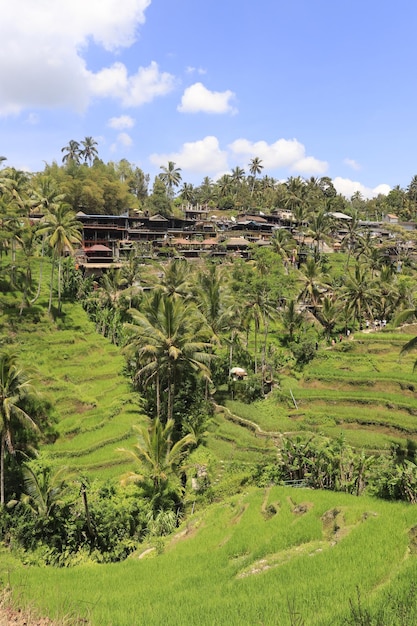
left=6, top=487, right=417, bottom=625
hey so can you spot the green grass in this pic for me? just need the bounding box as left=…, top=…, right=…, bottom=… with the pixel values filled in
left=13, top=301, right=147, bottom=479
left=5, top=486, right=417, bottom=625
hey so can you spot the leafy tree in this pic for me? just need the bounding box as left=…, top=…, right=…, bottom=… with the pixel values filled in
left=61, top=140, right=81, bottom=166
left=80, top=136, right=98, bottom=166
left=124, top=292, right=212, bottom=425
left=342, top=263, right=377, bottom=329
left=38, top=203, right=82, bottom=312
left=249, top=157, right=263, bottom=196
left=0, top=351, right=40, bottom=506
left=159, top=161, right=182, bottom=199
left=119, top=417, right=195, bottom=513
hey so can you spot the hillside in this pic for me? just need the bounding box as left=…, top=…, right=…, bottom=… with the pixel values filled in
left=3, top=283, right=417, bottom=624
left=3, top=486, right=417, bottom=625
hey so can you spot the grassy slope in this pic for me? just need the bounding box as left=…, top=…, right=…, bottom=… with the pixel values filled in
left=3, top=269, right=417, bottom=623
left=5, top=486, right=417, bottom=625
left=13, top=302, right=146, bottom=481
left=227, top=329, right=417, bottom=452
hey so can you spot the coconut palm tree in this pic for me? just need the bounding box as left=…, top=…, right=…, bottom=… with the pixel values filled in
left=19, top=463, right=69, bottom=519
left=124, top=292, right=212, bottom=424
left=298, top=257, right=330, bottom=315
left=38, top=204, right=82, bottom=312
left=0, top=351, right=40, bottom=506
left=249, top=157, right=264, bottom=196
left=156, top=258, right=193, bottom=299
left=119, top=417, right=195, bottom=512
left=61, top=140, right=81, bottom=165
left=342, top=263, right=377, bottom=329
left=80, top=136, right=98, bottom=166
left=159, top=161, right=182, bottom=199
left=280, top=299, right=305, bottom=343
left=270, top=228, right=296, bottom=266
left=308, top=210, right=332, bottom=260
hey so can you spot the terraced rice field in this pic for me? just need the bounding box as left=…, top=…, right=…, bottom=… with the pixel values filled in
left=227, top=330, right=417, bottom=453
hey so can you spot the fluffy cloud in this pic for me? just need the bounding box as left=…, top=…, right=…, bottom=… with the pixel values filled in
left=149, top=136, right=229, bottom=174
left=90, top=62, right=175, bottom=107
left=344, top=158, right=361, bottom=171
left=108, top=115, right=136, bottom=130
left=0, top=1, right=175, bottom=116
left=178, top=83, right=237, bottom=114
left=229, top=138, right=328, bottom=174
left=110, top=132, right=133, bottom=153
left=333, top=177, right=391, bottom=200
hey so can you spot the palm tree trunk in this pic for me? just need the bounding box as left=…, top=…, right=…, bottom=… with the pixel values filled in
left=156, top=370, right=160, bottom=419
left=30, top=236, right=46, bottom=305
left=48, top=255, right=56, bottom=312
left=57, top=256, right=62, bottom=312
left=0, top=433, right=5, bottom=507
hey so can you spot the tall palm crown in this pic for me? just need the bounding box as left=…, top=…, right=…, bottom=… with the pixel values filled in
left=80, top=136, right=98, bottom=166
left=120, top=417, right=195, bottom=508
left=61, top=140, right=81, bottom=165
left=124, top=291, right=212, bottom=424
left=38, top=204, right=82, bottom=311
left=159, top=161, right=182, bottom=199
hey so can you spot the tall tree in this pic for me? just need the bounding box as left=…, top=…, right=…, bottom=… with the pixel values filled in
left=38, top=204, right=82, bottom=312
left=249, top=157, right=264, bottom=197
left=119, top=417, right=195, bottom=512
left=80, top=137, right=98, bottom=166
left=159, top=161, right=182, bottom=199
left=0, top=351, right=40, bottom=506
left=61, top=140, right=81, bottom=166
left=124, top=292, right=212, bottom=425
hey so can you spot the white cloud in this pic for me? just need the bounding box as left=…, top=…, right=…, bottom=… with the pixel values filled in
left=186, top=66, right=207, bottom=75
left=291, top=156, right=328, bottom=175
left=344, top=158, right=361, bottom=171
left=0, top=1, right=176, bottom=116
left=117, top=133, right=133, bottom=148
left=110, top=132, right=133, bottom=153
left=107, top=115, right=135, bottom=130
left=178, top=82, right=237, bottom=114
left=91, top=62, right=175, bottom=107
left=149, top=136, right=229, bottom=174
left=229, top=138, right=328, bottom=174
left=333, top=177, right=391, bottom=200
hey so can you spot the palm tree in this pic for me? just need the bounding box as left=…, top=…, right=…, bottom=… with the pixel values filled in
left=159, top=161, right=182, bottom=199
left=280, top=299, right=305, bottom=343
left=195, top=263, right=233, bottom=343
left=80, top=136, right=98, bottom=166
left=316, top=296, right=340, bottom=340
left=393, top=307, right=417, bottom=370
left=249, top=157, right=264, bottom=196
left=308, top=210, right=332, bottom=260
left=0, top=351, right=40, bottom=506
left=342, top=263, right=377, bottom=329
left=61, top=140, right=81, bottom=165
left=179, top=182, right=195, bottom=204
left=270, top=228, right=296, bottom=267
left=19, top=463, right=69, bottom=519
left=119, top=417, right=195, bottom=512
left=124, top=292, right=212, bottom=424
left=38, top=204, right=82, bottom=312
left=298, top=257, right=330, bottom=315
left=157, top=258, right=193, bottom=299
left=30, top=175, right=66, bottom=215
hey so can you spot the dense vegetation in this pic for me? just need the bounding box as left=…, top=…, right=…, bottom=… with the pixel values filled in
left=2, top=150, right=417, bottom=623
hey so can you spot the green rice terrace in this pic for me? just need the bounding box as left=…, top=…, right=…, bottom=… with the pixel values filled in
left=3, top=299, right=417, bottom=624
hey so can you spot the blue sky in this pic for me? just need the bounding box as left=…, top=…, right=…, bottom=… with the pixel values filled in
left=1, top=0, right=416, bottom=199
